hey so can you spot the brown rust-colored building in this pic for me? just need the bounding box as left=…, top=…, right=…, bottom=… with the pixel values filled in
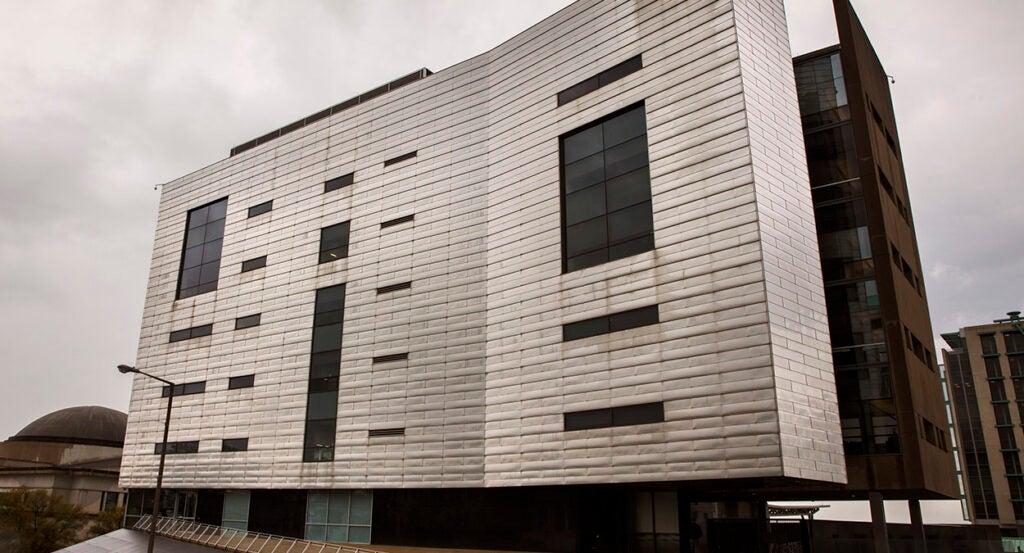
left=792, top=0, right=957, bottom=502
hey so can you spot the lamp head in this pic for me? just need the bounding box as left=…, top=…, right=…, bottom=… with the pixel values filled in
left=117, top=364, right=138, bottom=374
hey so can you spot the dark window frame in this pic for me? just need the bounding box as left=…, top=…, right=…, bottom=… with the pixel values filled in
left=563, top=305, right=659, bottom=342
left=176, top=197, right=228, bottom=300
left=318, top=222, right=351, bottom=264
left=169, top=323, right=213, bottom=343
left=228, top=374, right=255, bottom=390
left=161, top=381, right=206, bottom=398
left=557, top=55, right=643, bottom=106
left=564, top=402, right=664, bottom=431
left=221, top=438, right=249, bottom=452
left=381, top=214, right=414, bottom=229
left=235, top=313, right=262, bottom=330
left=560, top=102, right=654, bottom=272
left=247, top=200, right=273, bottom=218
left=154, top=441, right=199, bottom=455
left=377, top=282, right=411, bottom=294
left=241, top=255, right=267, bottom=273
left=383, top=151, right=417, bottom=167
left=324, top=173, right=354, bottom=193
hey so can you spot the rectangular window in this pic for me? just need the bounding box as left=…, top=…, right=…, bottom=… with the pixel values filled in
left=1006, top=332, right=1024, bottom=354
left=305, top=490, right=372, bottom=544
left=377, top=282, right=411, bottom=294
left=177, top=198, right=227, bottom=300
left=319, top=222, right=350, bottom=263
left=561, top=103, right=654, bottom=272
left=235, top=313, right=261, bottom=330
left=383, top=151, right=416, bottom=167
left=161, top=381, right=206, bottom=398
left=557, top=55, right=643, bottom=106
left=368, top=428, right=405, bottom=438
left=228, top=374, right=255, bottom=389
left=981, top=334, right=998, bottom=355
left=304, top=284, right=346, bottom=462
left=247, top=200, right=272, bottom=218
left=564, top=401, right=664, bottom=431
left=563, top=305, right=659, bottom=342
left=324, top=173, right=354, bottom=193
left=241, top=255, right=267, bottom=272
left=168, top=323, right=213, bottom=343
left=380, top=214, right=414, bottom=229
left=222, top=438, right=249, bottom=452
left=372, top=352, right=408, bottom=364
left=154, top=441, right=199, bottom=455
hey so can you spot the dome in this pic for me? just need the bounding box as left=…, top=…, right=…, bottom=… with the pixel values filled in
left=10, top=406, right=127, bottom=448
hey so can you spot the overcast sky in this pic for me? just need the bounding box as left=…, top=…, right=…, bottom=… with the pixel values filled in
left=1, top=0, right=1021, bottom=524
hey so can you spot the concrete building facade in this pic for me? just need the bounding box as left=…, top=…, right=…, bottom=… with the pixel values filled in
left=944, top=313, right=1024, bottom=536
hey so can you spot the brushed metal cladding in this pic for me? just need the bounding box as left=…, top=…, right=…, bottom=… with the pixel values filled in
left=120, top=0, right=843, bottom=489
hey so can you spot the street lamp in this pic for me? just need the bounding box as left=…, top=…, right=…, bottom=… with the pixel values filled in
left=118, top=364, right=175, bottom=553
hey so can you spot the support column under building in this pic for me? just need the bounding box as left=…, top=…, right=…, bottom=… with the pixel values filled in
left=908, top=499, right=928, bottom=553
left=869, top=492, right=890, bottom=553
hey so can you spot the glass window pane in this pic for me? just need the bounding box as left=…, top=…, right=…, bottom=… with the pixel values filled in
left=222, top=490, right=250, bottom=523
left=188, top=206, right=209, bottom=228
left=185, top=224, right=206, bottom=248
left=202, top=239, right=223, bottom=263
left=307, top=391, right=339, bottom=420
left=608, top=201, right=653, bottom=244
left=565, top=183, right=606, bottom=226
left=565, top=216, right=607, bottom=258
left=305, top=524, right=326, bottom=541
left=606, top=168, right=650, bottom=212
left=348, top=526, right=371, bottom=544
left=604, top=135, right=648, bottom=179
left=349, top=491, right=372, bottom=525
left=566, top=249, right=608, bottom=272
left=562, top=125, right=603, bottom=165
left=304, top=420, right=336, bottom=449
left=183, top=245, right=204, bottom=268
left=564, top=152, right=604, bottom=194
left=312, top=323, right=343, bottom=353
left=603, top=106, right=646, bottom=147
left=310, top=351, right=341, bottom=379
left=204, top=218, right=225, bottom=242
left=565, top=409, right=613, bottom=430
left=564, top=316, right=610, bottom=341
left=328, top=491, right=350, bottom=524
left=199, top=261, right=220, bottom=286
left=608, top=234, right=654, bottom=262
left=315, top=285, right=347, bottom=313
left=207, top=198, right=228, bottom=221
left=180, top=267, right=201, bottom=290
left=326, top=525, right=349, bottom=543
left=609, top=306, right=659, bottom=332
left=307, top=492, right=329, bottom=524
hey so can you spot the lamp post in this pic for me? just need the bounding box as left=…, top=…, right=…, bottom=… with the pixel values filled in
left=119, top=364, right=175, bottom=553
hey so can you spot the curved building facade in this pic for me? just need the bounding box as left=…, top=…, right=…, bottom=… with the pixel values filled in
left=121, top=0, right=845, bottom=549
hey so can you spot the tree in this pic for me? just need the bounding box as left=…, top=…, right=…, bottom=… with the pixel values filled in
left=0, top=487, right=88, bottom=553
left=87, top=506, right=125, bottom=538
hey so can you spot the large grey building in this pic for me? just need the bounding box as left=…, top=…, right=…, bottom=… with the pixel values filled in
left=121, top=0, right=848, bottom=550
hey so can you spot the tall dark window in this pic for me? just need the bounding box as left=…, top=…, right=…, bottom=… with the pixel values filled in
left=177, top=198, right=227, bottom=299
left=561, top=104, right=654, bottom=272
left=303, top=284, right=345, bottom=462
left=319, top=222, right=351, bottom=264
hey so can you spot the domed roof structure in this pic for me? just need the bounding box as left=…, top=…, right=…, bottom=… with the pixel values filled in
left=10, top=406, right=127, bottom=448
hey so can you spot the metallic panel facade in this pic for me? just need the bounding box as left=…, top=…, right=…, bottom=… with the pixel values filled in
left=121, top=0, right=844, bottom=490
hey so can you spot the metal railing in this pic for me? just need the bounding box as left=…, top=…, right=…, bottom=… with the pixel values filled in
left=131, top=515, right=384, bottom=553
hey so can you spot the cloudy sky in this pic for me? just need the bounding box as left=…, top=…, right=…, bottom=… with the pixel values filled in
left=1, top=0, right=1021, bottom=523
